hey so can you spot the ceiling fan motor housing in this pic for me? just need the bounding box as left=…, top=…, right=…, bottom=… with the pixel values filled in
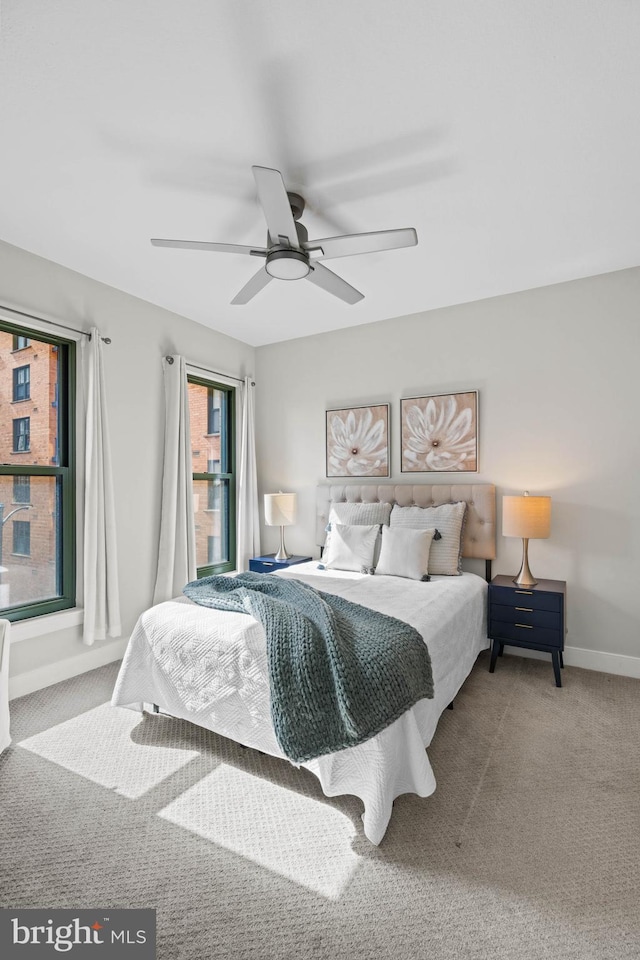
left=287, top=192, right=305, bottom=220
left=265, top=248, right=310, bottom=280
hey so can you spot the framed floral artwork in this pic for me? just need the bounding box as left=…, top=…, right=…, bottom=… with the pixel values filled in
left=401, top=391, right=478, bottom=473
left=326, top=403, right=390, bottom=478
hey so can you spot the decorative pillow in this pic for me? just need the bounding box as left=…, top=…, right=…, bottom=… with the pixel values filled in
left=328, top=501, right=392, bottom=527
left=374, top=526, right=436, bottom=581
left=326, top=502, right=391, bottom=566
left=390, top=501, right=467, bottom=575
left=318, top=523, right=379, bottom=573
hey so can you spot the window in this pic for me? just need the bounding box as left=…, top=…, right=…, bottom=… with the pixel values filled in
left=207, top=535, right=221, bottom=564
left=12, top=520, right=30, bottom=556
left=207, top=480, right=221, bottom=512
left=1, top=321, right=76, bottom=621
left=12, top=417, right=30, bottom=452
left=188, top=377, right=235, bottom=575
left=208, top=404, right=221, bottom=435
left=13, top=364, right=30, bottom=401
left=13, top=475, right=31, bottom=504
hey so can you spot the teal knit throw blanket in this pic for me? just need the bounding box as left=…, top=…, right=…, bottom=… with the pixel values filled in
left=183, top=572, right=433, bottom=763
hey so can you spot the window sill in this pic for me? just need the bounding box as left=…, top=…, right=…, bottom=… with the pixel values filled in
left=10, top=607, right=84, bottom=643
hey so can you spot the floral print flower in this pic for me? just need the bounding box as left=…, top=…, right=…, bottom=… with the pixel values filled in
left=402, top=393, right=477, bottom=472
left=327, top=406, right=389, bottom=477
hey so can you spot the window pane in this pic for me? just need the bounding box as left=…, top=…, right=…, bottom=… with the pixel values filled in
left=0, top=332, right=60, bottom=465
left=0, top=475, right=62, bottom=609
left=13, top=475, right=31, bottom=504
left=12, top=417, right=30, bottom=452
left=13, top=364, right=30, bottom=401
left=193, top=478, right=229, bottom=567
left=208, top=389, right=224, bottom=437
left=12, top=520, right=30, bottom=556
left=188, top=381, right=224, bottom=474
left=188, top=376, right=234, bottom=573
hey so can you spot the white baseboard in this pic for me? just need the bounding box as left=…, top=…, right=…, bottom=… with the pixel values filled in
left=8, top=638, right=128, bottom=701
left=505, top=644, right=640, bottom=679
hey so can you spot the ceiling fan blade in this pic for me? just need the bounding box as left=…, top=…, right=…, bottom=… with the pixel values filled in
left=306, top=263, right=364, bottom=304
left=303, top=227, right=418, bottom=261
left=231, top=267, right=273, bottom=305
left=151, top=238, right=267, bottom=256
left=252, top=166, right=299, bottom=248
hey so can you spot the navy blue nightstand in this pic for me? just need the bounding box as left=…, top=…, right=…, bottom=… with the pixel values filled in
left=488, top=575, right=566, bottom=686
left=249, top=554, right=313, bottom=574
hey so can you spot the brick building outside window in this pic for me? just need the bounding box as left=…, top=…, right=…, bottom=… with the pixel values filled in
left=0, top=322, right=75, bottom=620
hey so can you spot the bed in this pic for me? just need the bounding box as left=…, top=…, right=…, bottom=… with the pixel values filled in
left=112, top=483, right=496, bottom=845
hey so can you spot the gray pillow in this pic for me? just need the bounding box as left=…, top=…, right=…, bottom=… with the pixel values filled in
left=390, top=501, right=467, bottom=575
left=328, top=501, right=392, bottom=527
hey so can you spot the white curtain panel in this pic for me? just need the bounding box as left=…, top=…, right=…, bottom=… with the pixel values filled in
left=83, top=329, right=122, bottom=645
left=0, top=619, right=10, bottom=753
left=237, top=376, right=260, bottom=571
left=153, top=356, right=197, bottom=603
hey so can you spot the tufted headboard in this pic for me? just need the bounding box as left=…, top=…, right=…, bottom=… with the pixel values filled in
left=317, top=483, right=496, bottom=572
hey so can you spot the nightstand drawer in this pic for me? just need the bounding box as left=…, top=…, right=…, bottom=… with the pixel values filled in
left=250, top=559, right=280, bottom=573
left=249, top=555, right=312, bottom=574
left=490, top=584, right=562, bottom=613
left=489, top=620, right=562, bottom=649
left=491, top=603, right=560, bottom=630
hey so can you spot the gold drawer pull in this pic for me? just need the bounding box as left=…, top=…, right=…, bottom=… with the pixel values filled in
left=515, top=606, right=533, bottom=612
left=515, top=590, right=533, bottom=595
left=515, top=623, right=533, bottom=629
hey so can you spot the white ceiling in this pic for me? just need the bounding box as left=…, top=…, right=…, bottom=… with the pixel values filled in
left=1, top=1, right=639, bottom=347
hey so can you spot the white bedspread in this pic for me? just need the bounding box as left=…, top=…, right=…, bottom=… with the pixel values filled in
left=112, top=564, right=488, bottom=844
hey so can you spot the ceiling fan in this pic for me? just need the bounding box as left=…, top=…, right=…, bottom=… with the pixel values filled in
left=151, top=166, right=418, bottom=305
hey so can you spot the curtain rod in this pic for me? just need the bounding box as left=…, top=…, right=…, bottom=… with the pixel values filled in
left=165, top=355, right=255, bottom=387
left=0, top=303, right=111, bottom=343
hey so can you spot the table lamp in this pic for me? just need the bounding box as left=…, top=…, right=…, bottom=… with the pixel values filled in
left=502, top=491, right=551, bottom=587
left=264, top=492, right=297, bottom=561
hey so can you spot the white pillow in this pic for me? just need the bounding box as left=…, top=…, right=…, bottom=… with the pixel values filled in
left=327, top=503, right=390, bottom=566
left=390, top=501, right=467, bottom=575
left=328, top=501, right=392, bottom=527
left=374, top=526, right=436, bottom=580
left=319, top=523, right=379, bottom=573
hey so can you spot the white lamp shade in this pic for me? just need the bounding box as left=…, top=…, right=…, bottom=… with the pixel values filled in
left=264, top=492, right=297, bottom=527
left=502, top=495, right=551, bottom=539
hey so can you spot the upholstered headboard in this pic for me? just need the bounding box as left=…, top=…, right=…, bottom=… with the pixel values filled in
left=317, top=483, right=496, bottom=563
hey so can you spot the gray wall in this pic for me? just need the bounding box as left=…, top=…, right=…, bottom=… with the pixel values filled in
left=255, top=267, right=640, bottom=664
left=1, top=240, right=255, bottom=692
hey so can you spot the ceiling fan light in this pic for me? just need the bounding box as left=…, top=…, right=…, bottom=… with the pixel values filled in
left=265, top=250, right=310, bottom=280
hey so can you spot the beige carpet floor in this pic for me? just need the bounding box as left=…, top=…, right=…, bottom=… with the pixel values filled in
left=1, top=652, right=639, bottom=960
